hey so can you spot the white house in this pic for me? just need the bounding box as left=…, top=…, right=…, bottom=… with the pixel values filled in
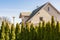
left=19, top=2, right=60, bottom=25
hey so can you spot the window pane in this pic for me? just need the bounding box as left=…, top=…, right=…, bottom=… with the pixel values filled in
left=48, top=7, right=50, bottom=11
left=40, top=17, right=43, bottom=21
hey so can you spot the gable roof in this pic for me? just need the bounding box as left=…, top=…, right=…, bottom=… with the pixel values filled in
left=26, top=2, right=47, bottom=22
left=26, top=2, right=60, bottom=22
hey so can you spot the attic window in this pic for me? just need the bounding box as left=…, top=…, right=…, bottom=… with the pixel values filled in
left=40, top=17, right=43, bottom=21
left=48, top=7, right=50, bottom=11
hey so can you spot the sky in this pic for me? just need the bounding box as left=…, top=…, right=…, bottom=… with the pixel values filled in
left=0, top=0, right=60, bottom=23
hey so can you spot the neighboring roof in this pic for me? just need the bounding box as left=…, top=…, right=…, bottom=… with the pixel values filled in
left=26, top=2, right=47, bottom=22
left=19, top=12, right=31, bottom=18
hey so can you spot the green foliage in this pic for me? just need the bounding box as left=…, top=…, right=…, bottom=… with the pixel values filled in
left=51, top=16, right=56, bottom=40
left=5, top=22, right=10, bottom=40
left=24, top=22, right=29, bottom=40
left=56, top=21, right=59, bottom=32
left=45, top=22, right=51, bottom=40
left=37, top=22, right=42, bottom=40
left=0, top=21, right=5, bottom=40
left=11, top=24, right=15, bottom=40
left=55, top=21, right=60, bottom=40
left=29, top=23, right=36, bottom=40
left=15, top=23, right=20, bottom=40
left=0, top=17, right=60, bottom=40
left=41, top=21, right=46, bottom=40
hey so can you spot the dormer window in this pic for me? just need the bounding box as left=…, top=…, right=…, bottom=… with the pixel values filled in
left=48, top=7, right=50, bottom=11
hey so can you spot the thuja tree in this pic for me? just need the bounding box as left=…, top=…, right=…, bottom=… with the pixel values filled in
left=29, top=23, right=36, bottom=40
left=56, top=21, right=59, bottom=33
left=20, top=22, right=25, bottom=40
left=20, top=22, right=30, bottom=40
left=0, top=29, right=1, bottom=39
left=24, top=22, right=29, bottom=40
left=51, top=16, right=55, bottom=29
left=41, top=21, right=46, bottom=40
left=55, top=21, right=60, bottom=40
left=0, top=21, right=5, bottom=40
left=45, top=22, right=51, bottom=40
left=11, top=24, right=15, bottom=40
left=15, top=23, right=20, bottom=40
left=5, top=22, right=10, bottom=40
left=51, top=16, right=56, bottom=40
left=34, top=25, right=38, bottom=40
left=37, top=22, right=42, bottom=40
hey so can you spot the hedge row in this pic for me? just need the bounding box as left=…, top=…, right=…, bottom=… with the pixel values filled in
left=0, top=16, right=60, bottom=40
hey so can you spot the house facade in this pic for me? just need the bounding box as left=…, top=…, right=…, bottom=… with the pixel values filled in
left=19, top=2, right=60, bottom=25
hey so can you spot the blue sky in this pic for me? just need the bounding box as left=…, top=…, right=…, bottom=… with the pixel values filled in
left=0, top=0, right=60, bottom=23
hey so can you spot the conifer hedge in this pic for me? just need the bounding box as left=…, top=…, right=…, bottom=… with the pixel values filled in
left=0, top=16, right=60, bottom=40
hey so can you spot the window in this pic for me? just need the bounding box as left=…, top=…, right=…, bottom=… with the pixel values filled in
left=48, top=7, right=50, bottom=11
left=40, top=17, right=43, bottom=21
